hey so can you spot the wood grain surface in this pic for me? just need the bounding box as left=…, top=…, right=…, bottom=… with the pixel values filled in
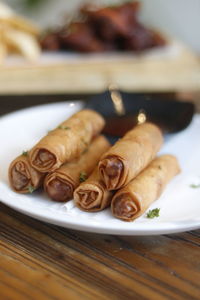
left=0, top=96, right=200, bottom=300
left=0, top=43, right=200, bottom=95
left=0, top=203, right=200, bottom=300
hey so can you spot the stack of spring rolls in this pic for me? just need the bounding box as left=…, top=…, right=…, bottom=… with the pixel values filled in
left=73, top=121, right=180, bottom=221
left=8, top=109, right=181, bottom=222
left=8, top=109, right=108, bottom=196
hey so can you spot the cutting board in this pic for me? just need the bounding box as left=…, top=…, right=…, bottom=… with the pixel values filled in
left=0, top=40, right=200, bottom=95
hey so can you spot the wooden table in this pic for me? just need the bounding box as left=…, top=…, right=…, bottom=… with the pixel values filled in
left=0, top=96, right=200, bottom=300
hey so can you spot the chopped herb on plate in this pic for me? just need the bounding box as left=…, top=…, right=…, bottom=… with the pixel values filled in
left=190, top=184, right=200, bottom=188
left=22, top=151, right=28, bottom=156
left=28, top=185, right=35, bottom=193
left=146, top=208, right=160, bottom=219
left=58, top=125, right=71, bottom=130
left=79, top=171, right=87, bottom=183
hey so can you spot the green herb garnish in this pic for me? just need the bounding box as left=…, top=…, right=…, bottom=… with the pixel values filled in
left=79, top=171, right=87, bottom=183
left=190, top=184, right=200, bottom=188
left=146, top=208, right=160, bottom=219
left=22, top=151, right=28, bottom=156
left=28, top=185, right=35, bottom=193
left=58, top=125, right=71, bottom=130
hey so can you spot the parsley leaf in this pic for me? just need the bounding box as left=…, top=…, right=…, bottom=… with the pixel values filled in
left=28, top=185, right=35, bottom=193
left=22, top=151, right=28, bottom=156
left=79, top=171, right=87, bottom=183
left=146, top=208, right=160, bottom=219
left=58, top=125, right=71, bottom=130
left=190, top=184, right=200, bottom=188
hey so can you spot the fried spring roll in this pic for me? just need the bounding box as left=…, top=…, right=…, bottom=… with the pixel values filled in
left=8, top=154, right=45, bottom=194
left=29, top=109, right=105, bottom=173
left=111, top=155, right=180, bottom=221
left=44, top=135, right=110, bottom=202
left=74, top=167, right=113, bottom=212
left=99, top=122, right=163, bottom=190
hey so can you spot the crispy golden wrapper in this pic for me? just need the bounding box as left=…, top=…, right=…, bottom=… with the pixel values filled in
left=74, top=167, right=113, bottom=212
left=111, top=155, right=181, bottom=221
left=8, top=154, right=45, bottom=194
left=30, top=109, right=105, bottom=173
left=99, top=122, right=163, bottom=190
left=44, top=135, right=110, bottom=202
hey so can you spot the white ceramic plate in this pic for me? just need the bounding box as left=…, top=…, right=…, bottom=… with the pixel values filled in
left=0, top=102, right=200, bottom=235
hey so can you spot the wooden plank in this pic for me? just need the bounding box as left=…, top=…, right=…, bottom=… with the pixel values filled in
left=0, top=244, right=95, bottom=300
left=0, top=203, right=199, bottom=300
left=0, top=44, right=200, bottom=95
left=0, top=212, right=167, bottom=300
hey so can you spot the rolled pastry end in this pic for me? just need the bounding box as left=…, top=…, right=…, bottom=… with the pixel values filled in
left=30, top=148, right=57, bottom=172
left=45, top=176, right=74, bottom=202
left=74, top=184, right=105, bottom=212
left=98, top=157, right=124, bottom=190
left=9, top=157, right=44, bottom=194
left=111, top=193, right=140, bottom=221
left=10, top=161, right=30, bottom=191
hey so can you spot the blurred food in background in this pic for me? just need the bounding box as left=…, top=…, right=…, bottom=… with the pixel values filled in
left=0, top=2, right=40, bottom=63
left=1, top=1, right=199, bottom=95
left=41, top=1, right=166, bottom=53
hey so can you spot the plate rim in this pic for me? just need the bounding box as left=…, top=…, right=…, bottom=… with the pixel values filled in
left=0, top=195, right=200, bottom=235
